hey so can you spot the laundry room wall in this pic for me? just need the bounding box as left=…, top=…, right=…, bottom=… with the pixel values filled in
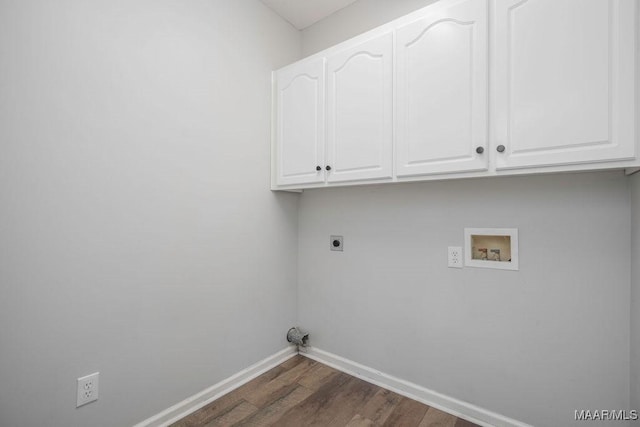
left=0, top=1, right=301, bottom=426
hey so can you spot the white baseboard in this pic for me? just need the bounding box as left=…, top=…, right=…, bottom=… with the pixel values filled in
left=300, top=346, right=531, bottom=427
left=133, top=346, right=297, bottom=427
left=133, top=345, right=530, bottom=427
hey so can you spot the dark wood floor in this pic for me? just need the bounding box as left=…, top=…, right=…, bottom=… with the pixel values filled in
left=170, top=355, right=480, bottom=427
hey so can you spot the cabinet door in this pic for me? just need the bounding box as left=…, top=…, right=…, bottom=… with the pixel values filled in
left=326, top=33, right=393, bottom=183
left=396, top=0, right=488, bottom=177
left=493, top=0, right=636, bottom=170
left=275, top=58, right=325, bottom=186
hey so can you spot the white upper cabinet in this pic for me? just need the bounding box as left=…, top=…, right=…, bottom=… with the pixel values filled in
left=272, top=0, right=638, bottom=190
left=492, top=0, right=636, bottom=170
left=396, top=0, right=488, bottom=177
left=326, top=32, right=394, bottom=183
left=275, top=58, right=325, bottom=186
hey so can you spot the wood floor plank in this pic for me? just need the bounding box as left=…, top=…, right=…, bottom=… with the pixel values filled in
left=382, top=397, right=430, bottom=427
left=346, top=414, right=375, bottom=427
left=297, top=362, right=339, bottom=391
left=203, top=400, right=258, bottom=427
left=231, top=366, right=287, bottom=399
left=271, top=356, right=316, bottom=385
left=232, top=385, right=314, bottom=426
left=271, top=372, right=352, bottom=427
left=279, top=355, right=306, bottom=370
left=170, top=391, right=242, bottom=427
left=359, top=388, right=404, bottom=425
left=241, top=378, right=298, bottom=408
left=418, top=407, right=458, bottom=427
left=324, top=377, right=380, bottom=426
left=455, top=418, right=480, bottom=427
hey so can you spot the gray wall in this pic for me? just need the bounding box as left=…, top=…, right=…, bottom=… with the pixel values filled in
left=300, top=4, right=635, bottom=425
left=632, top=172, right=640, bottom=425
left=0, top=1, right=300, bottom=426
left=297, top=172, right=631, bottom=427
left=302, top=0, right=438, bottom=56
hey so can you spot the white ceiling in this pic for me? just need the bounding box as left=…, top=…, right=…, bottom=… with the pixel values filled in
left=260, top=0, right=359, bottom=30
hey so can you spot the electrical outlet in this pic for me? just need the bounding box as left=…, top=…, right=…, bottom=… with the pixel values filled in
left=448, top=246, right=463, bottom=268
left=76, top=372, right=99, bottom=407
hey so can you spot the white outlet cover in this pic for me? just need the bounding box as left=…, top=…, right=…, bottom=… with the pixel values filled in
left=77, top=372, right=99, bottom=408
left=448, top=246, right=463, bottom=268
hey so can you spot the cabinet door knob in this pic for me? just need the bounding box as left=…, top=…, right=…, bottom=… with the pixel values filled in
left=496, top=145, right=506, bottom=153
left=316, top=166, right=321, bottom=171
left=476, top=146, right=484, bottom=154
left=326, top=165, right=332, bottom=171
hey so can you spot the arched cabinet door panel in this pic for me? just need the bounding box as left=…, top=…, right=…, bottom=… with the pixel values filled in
left=396, top=0, right=488, bottom=177
left=275, top=58, right=326, bottom=186
left=493, top=0, right=636, bottom=170
left=326, top=32, right=394, bottom=183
